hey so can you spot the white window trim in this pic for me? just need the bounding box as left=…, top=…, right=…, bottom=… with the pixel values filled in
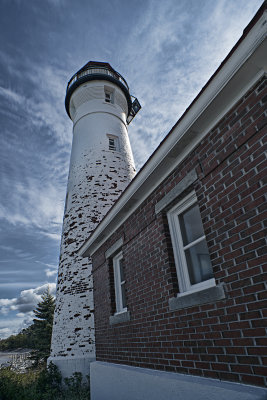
left=113, top=251, right=127, bottom=314
left=167, top=191, right=215, bottom=295
left=105, top=238, right=123, bottom=259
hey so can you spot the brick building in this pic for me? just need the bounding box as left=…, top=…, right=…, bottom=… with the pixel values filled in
left=80, top=3, right=267, bottom=399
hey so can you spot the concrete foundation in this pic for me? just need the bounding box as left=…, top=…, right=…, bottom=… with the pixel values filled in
left=47, top=355, right=95, bottom=379
left=90, top=362, right=267, bottom=400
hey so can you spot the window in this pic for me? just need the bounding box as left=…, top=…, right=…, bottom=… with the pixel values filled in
left=167, top=191, right=215, bottom=294
left=113, top=252, right=127, bottom=313
left=109, top=137, right=116, bottom=151
left=105, top=92, right=112, bottom=102
left=104, top=88, right=114, bottom=103
left=107, top=135, right=119, bottom=152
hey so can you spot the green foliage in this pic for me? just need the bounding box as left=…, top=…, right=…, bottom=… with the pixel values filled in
left=30, top=288, right=55, bottom=365
left=0, top=366, right=39, bottom=400
left=64, top=372, right=90, bottom=400
left=0, top=289, right=91, bottom=399
left=0, top=332, right=30, bottom=351
left=36, top=362, right=63, bottom=399
left=0, top=363, right=90, bottom=400
left=0, top=287, right=55, bottom=358
left=0, top=324, right=41, bottom=351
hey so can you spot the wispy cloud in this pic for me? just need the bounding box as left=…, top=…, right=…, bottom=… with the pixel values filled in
left=0, top=62, right=72, bottom=148
left=0, top=178, right=64, bottom=237
left=0, top=245, right=34, bottom=261
left=118, top=0, right=262, bottom=169
left=0, top=61, right=72, bottom=246
left=0, top=86, right=25, bottom=105
left=35, top=261, right=58, bottom=277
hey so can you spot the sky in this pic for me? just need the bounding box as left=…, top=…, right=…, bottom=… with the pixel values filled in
left=0, top=0, right=263, bottom=339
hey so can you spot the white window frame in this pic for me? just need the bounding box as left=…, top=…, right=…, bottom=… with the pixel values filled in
left=113, top=251, right=127, bottom=314
left=167, top=191, right=215, bottom=295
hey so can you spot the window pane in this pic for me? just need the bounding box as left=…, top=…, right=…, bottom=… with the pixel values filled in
left=109, top=138, right=115, bottom=150
left=121, top=282, right=127, bottom=309
left=108, top=136, right=119, bottom=152
left=105, top=89, right=113, bottom=103
left=119, top=259, right=125, bottom=281
left=184, top=239, right=213, bottom=285
left=179, top=204, right=205, bottom=245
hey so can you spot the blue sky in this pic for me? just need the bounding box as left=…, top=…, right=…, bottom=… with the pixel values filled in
left=0, top=0, right=262, bottom=339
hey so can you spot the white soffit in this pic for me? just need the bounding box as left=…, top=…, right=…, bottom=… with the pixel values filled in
left=80, top=10, right=267, bottom=258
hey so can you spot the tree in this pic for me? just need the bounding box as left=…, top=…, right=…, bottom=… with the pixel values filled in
left=30, top=288, right=55, bottom=365
left=0, top=329, right=35, bottom=351
left=0, top=334, right=27, bottom=351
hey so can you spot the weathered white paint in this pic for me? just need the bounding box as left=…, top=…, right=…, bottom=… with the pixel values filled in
left=90, top=362, right=267, bottom=400
left=48, top=75, right=136, bottom=377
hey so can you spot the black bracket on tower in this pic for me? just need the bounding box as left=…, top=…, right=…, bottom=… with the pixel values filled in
left=127, top=96, right=141, bottom=124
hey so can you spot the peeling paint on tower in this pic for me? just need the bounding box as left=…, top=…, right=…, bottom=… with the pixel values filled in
left=48, top=62, right=139, bottom=377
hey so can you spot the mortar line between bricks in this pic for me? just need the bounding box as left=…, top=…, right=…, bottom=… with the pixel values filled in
left=92, top=215, right=159, bottom=273
left=202, top=121, right=267, bottom=178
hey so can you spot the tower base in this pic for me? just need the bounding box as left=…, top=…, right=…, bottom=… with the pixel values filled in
left=47, top=355, right=95, bottom=379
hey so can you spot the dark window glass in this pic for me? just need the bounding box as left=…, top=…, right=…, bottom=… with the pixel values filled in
left=109, top=138, right=116, bottom=150
left=121, top=282, right=127, bottom=309
left=179, top=203, right=205, bottom=245
left=185, top=239, right=213, bottom=285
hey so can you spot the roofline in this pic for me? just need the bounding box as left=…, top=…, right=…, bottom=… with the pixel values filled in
left=79, top=2, right=267, bottom=258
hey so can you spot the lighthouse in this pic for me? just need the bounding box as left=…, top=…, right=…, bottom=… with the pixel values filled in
left=48, top=61, right=141, bottom=377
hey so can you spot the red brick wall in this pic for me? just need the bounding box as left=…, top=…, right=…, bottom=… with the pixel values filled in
left=92, top=76, right=267, bottom=387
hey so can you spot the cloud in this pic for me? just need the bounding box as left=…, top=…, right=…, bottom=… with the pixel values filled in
left=35, top=261, right=58, bottom=278
left=0, top=283, right=56, bottom=318
left=0, top=298, right=17, bottom=308
left=25, top=62, right=73, bottom=147
left=0, top=178, right=64, bottom=237
left=0, top=327, right=12, bottom=339
left=118, top=0, right=262, bottom=169
left=45, top=269, right=58, bottom=278
left=0, top=61, right=72, bottom=149
left=0, top=86, right=25, bottom=105
left=0, top=245, right=34, bottom=262
left=41, top=232, right=62, bottom=242
left=0, top=283, right=57, bottom=338
left=0, top=63, right=71, bottom=245
left=0, top=313, right=35, bottom=339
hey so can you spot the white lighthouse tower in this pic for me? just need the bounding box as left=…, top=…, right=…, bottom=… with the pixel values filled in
left=48, top=61, right=141, bottom=377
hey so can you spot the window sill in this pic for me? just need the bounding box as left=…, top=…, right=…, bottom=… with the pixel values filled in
left=109, top=310, right=130, bottom=326
left=169, top=283, right=226, bottom=311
